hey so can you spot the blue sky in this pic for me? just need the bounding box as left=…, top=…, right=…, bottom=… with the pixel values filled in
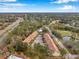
left=0, top=0, right=79, bottom=12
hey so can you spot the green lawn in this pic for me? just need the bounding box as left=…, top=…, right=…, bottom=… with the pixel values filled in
left=56, top=30, right=72, bottom=37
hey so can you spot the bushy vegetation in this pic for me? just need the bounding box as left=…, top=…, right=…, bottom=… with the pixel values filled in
left=7, top=41, right=50, bottom=59
left=2, top=13, right=79, bottom=59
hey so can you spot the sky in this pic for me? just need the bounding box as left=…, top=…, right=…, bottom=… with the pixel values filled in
left=0, top=0, right=79, bottom=12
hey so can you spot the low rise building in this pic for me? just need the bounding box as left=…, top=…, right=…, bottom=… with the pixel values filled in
left=43, top=33, right=60, bottom=56
left=23, top=31, right=38, bottom=44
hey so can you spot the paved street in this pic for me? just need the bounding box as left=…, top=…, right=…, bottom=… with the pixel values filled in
left=0, top=17, right=24, bottom=47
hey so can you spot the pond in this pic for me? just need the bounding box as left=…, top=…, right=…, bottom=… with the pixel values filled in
left=63, top=36, right=71, bottom=42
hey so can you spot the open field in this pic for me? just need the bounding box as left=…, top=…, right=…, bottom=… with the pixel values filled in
left=56, top=30, right=72, bottom=37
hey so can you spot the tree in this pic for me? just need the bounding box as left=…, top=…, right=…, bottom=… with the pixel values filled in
left=60, top=49, right=67, bottom=56
left=34, top=43, right=49, bottom=56
left=14, top=40, right=28, bottom=52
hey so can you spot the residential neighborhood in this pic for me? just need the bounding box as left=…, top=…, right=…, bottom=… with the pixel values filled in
left=0, top=13, right=79, bottom=59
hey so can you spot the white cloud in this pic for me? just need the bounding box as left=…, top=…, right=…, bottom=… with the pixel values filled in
left=0, top=3, right=26, bottom=12
left=0, top=3, right=36, bottom=12
left=0, top=3, right=34, bottom=12
left=0, top=7, right=15, bottom=12
left=4, top=3, right=26, bottom=7
left=0, top=0, right=16, bottom=2
left=0, top=3, right=27, bottom=8
left=50, top=0, right=78, bottom=4
left=58, top=5, right=76, bottom=10
left=0, top=7, right=27, bottom=12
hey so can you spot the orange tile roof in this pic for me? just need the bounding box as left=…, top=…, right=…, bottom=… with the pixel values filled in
left=43, top=33, right=59, bottom=52
left=0, top=55, right=7, bottom=59
left=23, top=31, right=38, bottom=43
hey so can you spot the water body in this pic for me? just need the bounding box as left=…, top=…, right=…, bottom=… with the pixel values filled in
left=63, top=36, right=71, bottom=42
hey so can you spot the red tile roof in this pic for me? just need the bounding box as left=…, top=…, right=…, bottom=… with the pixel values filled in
left=43, top=33, right=59, bottom=52
left=0, top=55, right=7, bottom=59
left=23, top=31, right=38, bottom=43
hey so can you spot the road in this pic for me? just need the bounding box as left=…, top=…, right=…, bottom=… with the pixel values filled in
left=0, top=17, right=24, bottom=47
left=45, top=26, right=75, bottom=59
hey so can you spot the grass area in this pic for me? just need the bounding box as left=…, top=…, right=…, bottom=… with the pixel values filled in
left=56, top=30, right=72, bottom=37
left=56, top=30, right=79, bottom=39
